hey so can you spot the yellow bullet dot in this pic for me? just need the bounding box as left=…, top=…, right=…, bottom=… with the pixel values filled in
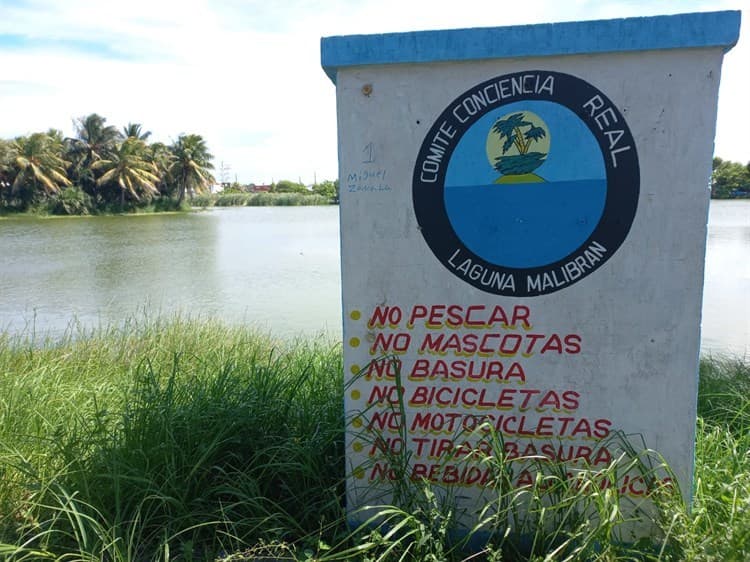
left=352, top=417, right=363, bottom=428
left=350, top=364, right=361, bottom=375
left=351, top=389, right=361, bottom=400
left=353, top=441, right=363, bottom=452
left=350, top=310, right=361, bottom=320
left=349, top=337, right=361, bottom=348
left=353, top=467, right=365, bottom=479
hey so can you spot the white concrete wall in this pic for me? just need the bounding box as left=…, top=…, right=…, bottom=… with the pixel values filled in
left=337, top=46, right=725, bottom=535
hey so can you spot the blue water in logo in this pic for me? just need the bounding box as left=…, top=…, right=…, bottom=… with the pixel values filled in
left=444, top=179, right=606, bottom=268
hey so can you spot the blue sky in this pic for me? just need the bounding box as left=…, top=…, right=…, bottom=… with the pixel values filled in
left=0, top=0, right=746, bottom=184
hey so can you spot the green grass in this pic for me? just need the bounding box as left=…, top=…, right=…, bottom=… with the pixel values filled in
left=193, top=192, right=335, bottom=207
left=0, top=319, right=344, bottom=560
left=0, top=319, right=748, bottom=561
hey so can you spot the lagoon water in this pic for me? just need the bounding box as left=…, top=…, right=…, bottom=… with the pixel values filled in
left=702, top=200, right=750, bottom=356
left=0, top=207, right=342, bottom=341
left=445, top=180, right=606, bottom=267
left=0, top=201, right=748, bottom=356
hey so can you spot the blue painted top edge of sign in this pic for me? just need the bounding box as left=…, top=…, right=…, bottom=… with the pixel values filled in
left=320, top=10, right=741, bottom=83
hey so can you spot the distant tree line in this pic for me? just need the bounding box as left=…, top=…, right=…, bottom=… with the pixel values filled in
left=3, top=114, right=742, bottom=213
left=272, top=179, right=339, bottom=200
left=0, top=114, right=215, bottom=214
left=220, top=178, right=339, bottom=202
left=712, top=157, right=750, bottom=199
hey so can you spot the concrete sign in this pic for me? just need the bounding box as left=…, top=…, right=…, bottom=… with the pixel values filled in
left=322, top=11, right=740, bottom=537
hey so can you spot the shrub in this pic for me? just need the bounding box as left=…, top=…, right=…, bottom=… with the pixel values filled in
left=48, top=186, right=94, bottom=215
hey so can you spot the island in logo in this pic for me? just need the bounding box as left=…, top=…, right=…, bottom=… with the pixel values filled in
left=444, top=100, right=607, bottom=269
left=487, top=111, right=550, bottom=183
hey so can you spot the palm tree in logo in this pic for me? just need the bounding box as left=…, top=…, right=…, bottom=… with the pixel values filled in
left=490, top=112, right=549, bottom=181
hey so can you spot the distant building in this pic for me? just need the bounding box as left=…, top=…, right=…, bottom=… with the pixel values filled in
left=250, top=184, right=272, bottom=193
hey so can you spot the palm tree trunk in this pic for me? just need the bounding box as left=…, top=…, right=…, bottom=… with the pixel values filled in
left=177, top=171, right=187, bottom=205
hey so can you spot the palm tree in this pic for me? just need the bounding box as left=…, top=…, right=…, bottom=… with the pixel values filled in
left=0, top=139, right=14, bottom=193
left=148, top=141, right=175, bottom=197
left=491, top=112, right=548, bottom=177
left=11, top=132, right=72, bottom=207
left=122, top=122, right=151, bottom=141
left=72, top=113, right=122, bottom=161
left=169, top=134, right=215, bottom=205
left=91, top=137, right=159, bottom=208
left=492, top=112, right=546, bottom=155
left=66, top=114, right=123, bottom=196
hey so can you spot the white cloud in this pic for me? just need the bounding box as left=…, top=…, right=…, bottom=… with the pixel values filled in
left=0, top=0, right=747, bottom=183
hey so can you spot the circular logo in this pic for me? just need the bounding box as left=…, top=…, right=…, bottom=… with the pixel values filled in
left=413, top=71, right=639, bottom=296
